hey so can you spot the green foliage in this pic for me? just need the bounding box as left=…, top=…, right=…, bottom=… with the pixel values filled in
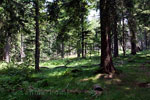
left=1, top=50, right=150, bottom=99
left=0, top=0, right=150, bottom=99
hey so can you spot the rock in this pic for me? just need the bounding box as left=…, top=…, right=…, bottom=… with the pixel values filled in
left=93, top=84, right=103, bottom=91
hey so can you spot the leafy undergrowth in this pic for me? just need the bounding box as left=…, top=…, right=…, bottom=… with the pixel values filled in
left=0, top=50, right=150, bottom=100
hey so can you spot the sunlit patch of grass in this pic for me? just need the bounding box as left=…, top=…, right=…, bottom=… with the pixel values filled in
left=0, top=62, right=7, bottom=69
left=1, top=50, right=150, bottom=100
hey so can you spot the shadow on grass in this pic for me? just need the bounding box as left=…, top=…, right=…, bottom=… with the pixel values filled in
left=1, top=50, right=150, bottom=100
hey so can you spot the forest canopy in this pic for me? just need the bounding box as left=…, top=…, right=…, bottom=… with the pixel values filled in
left=0, top=0, right=150, bottom=99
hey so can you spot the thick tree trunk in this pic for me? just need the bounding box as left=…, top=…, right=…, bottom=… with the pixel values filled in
left=35, top=0, right=40, bottom=72
left=112, top=0, right=118, bottom=57
left=99, top=0, right=115, bottom=74
left=124, top=0, right=137, bottom=55
left=128, top=14, right=137, bottom=55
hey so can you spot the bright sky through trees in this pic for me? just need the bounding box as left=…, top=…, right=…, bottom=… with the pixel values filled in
left=46, top=0, right=99, bottom=21
left=88, top=10, right=99, bottom=21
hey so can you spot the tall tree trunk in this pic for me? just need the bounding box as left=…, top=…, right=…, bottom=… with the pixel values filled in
left=0, top=50, right=4, bottom=61
left=61, top=41, right=64, bottom=58
left=0, top=41, right=4, bottom=61
left=69, top=43, right=71, bottom=56
left=4, top=37, right=11, bottom=63
left=35, top=0, right=40, bottom=72
left=112, top=0, right=118, bottom=57
left=81, top=17, right=85, bottom=58
left=77, top=39, right=81, bottom=57
left=124, top=0, right=137, bottom=55
left=99, top=0, right=115, bottom=74
left=20, top=33, right=25, bottom=62
left=84, top=43, right=87, bottom=57
left=140, top=38, right=143, bottom=50
left=122, top=12, right=126, bottom=56
left=128, top=15, right=137, bottom=55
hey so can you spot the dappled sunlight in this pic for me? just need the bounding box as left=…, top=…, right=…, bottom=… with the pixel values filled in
left=124, top=87, right=131, bottom=90
left=79, top=77, right=92, bottom=82
left=105, top=80, right=112, bottom=85
left=1, top=50, right=150, bottom=99
left=0, top=62, right=7, bottom=69
left=79, top=74, right=105, bottom=82
left=146, top=54, right=150, bottom=57
left=113, top=78, right=122, bottom=83
left=94, top=74, right=105, bottom=80
left=104, top=78, right=122, bottom=85
left=0, top=0, right=149, bottom=98
left=48, top=71, right=65, bottom=77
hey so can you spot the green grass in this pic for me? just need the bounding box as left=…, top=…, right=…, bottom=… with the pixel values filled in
left=0, top=50, right=150, bottom=100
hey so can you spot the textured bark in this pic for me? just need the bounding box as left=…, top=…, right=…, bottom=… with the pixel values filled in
left=122, top=12, right=126, bottom=56
left=128, top=14, right=137, bottom=55
left=35, top=0, right=40, bottom=72
left=99, top=0, right=116, bottom=74
left=112, top=0, right=118, bottom=57
left=124, top=0, right=137, bottom=55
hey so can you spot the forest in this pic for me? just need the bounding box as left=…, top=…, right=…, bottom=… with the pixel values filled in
left=0, top=0, right=150, bottom=100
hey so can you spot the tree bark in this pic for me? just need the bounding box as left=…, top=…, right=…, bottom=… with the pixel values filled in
left=124, top=0, right=137, bottom=55
left=20, top=33, right=25, bottom=62
left=122, top=12, right=126, bottom=56
left=84, top=43, right=87, bottom=57
left=61, top=41, right=64, bottom=58
left=0, top=50, right=4, bottom=61
left=4, top=37, right=11, bottom=63
left=112, top=0, right=119, bottom=57
left=35, top=0, right=40, bottom=72
left=99, top=0, right=116, bottom=74
left=77, top=39, right=81, bottom=57
left=81, top=17, right=85, bottom=58
left=128, top=14, right=137, bottom=55
left=0, top=41, right=5, bottom=61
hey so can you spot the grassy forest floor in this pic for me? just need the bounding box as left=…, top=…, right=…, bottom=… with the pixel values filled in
left=0, top=50, right=150, bottom=100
